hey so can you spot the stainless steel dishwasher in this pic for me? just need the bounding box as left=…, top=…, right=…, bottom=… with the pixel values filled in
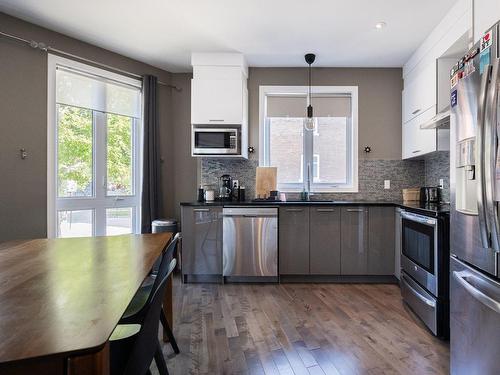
left=223, top=207, right=278, bottom=281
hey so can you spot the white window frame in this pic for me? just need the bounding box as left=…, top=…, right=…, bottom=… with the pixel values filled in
left=47, top=54, right=143, bottom=238
left=259, top=85, right=358, bottom=193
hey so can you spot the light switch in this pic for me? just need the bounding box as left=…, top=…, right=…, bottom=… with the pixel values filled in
left=384, top=180, right=391, bottom=189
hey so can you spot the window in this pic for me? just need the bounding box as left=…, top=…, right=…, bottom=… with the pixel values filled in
left=260, top=86, right=358, bottom=192
left=47, top=55, right=142, bottom=238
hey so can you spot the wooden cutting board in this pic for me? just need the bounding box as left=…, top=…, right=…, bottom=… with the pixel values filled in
left=255, top=167, right=277, bottom=198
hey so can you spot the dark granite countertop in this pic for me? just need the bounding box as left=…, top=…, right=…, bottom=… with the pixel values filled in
left=180, top=200, right=450, bottom=216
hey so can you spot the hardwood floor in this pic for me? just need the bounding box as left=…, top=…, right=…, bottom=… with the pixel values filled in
left=158, top=279, right=449, bottom=375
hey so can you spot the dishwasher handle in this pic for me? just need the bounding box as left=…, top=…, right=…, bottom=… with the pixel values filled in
left=222, top=207, right=278, bottom=217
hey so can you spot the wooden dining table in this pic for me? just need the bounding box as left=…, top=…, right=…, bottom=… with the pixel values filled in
left=0, top=233, right=172, bottom=375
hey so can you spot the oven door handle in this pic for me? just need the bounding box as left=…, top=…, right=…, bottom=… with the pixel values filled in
left=401, top=274, right=436, bottom=307
left=400, top=211, right=437, bottom=226
left=453, top=271, right=500, bottom=314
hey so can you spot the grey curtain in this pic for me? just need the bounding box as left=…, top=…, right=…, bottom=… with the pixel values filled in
left=141, top=75, right=160, bottom=233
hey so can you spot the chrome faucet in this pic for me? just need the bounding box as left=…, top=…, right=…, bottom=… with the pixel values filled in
left=305, top=162, right=313, bottom=201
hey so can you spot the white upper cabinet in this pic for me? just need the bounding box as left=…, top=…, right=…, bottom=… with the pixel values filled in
left=402, top=63, right=436, bottom=124
left=191, top=53, right=248, bottom=125
left=402, top=106, right=438, bottom=159
left=191, top=78, right=244, bottom=124
left=402, top=0, right=472, bottom=159
left=474, top=0, right=500, bottom=43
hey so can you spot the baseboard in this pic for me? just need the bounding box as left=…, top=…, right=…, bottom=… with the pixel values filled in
left=279, top=275, right=399, bottom=283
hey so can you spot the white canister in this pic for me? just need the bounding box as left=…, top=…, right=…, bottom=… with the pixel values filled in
left=205, top=189, right=215, bottom=202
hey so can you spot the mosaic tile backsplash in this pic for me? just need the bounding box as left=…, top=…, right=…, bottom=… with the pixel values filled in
left=200, top=157, right=450, bottom=202
left=424, top=151, right=450, bottom=203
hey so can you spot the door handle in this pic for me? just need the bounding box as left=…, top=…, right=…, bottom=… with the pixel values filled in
left=209, top=119, right=224, bottom=122
left=477, top=65, right=492, bottom=249
left=453, top=271, right=500, bottom=314
left=412, top=108, right=421, bottom=115
left=484, top=58, right=500, bottom=251
left=412, top=150, right=421, bottom=154
left=316, top=208, right=335, bottom=212
left=346, top=208, right=364, bottom=212
left=285, top=208, right=303, bottom=212
left=193, top=208, right=210, bottom=212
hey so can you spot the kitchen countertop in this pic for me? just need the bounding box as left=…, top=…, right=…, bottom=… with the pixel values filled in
left=180, top=200, right=450, bottom=216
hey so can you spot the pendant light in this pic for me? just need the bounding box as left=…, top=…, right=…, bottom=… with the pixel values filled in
left=304, top=53, right=316, bottom=131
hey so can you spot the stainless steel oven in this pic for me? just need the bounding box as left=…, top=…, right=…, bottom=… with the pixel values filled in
left=400, top=210, right=449, bottom=338
left=401, top=211, right=438, bottom=296
left=192, top=126, right=240, bottom=156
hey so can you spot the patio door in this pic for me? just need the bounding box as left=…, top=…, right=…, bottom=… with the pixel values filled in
left=47, top=55, right=142, bottom=238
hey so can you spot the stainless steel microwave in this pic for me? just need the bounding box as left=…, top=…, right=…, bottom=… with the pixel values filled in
left=191, top=126, right=240, bottom=156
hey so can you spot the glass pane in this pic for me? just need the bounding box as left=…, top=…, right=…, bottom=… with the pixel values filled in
left=58, top=210, right=93, bottom=238
left=57, top=105, right=93, bottom=197
left=106, top=207, right=133, bottom=235
left=313, top=117, right=348, bottom=184
left=107, top=114, right=133, bottom=196
left=269, top=118, right=304, bottom=184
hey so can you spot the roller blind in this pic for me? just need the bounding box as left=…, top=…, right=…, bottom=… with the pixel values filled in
left=56, top=67, right=142, bottom=118
left=266, top=95, right=306, bottom=117
left=312, top=95, right=351, bottom=117
left=266, top=94, right=350, bottom=118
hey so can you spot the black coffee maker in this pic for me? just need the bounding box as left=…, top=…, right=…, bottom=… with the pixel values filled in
left=219, top=174, right=232, bottom=200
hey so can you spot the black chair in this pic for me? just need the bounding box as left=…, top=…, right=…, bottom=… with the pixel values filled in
left=119, top=233, right=180, bottom=354
left=109, top=235, right=179, bottom=375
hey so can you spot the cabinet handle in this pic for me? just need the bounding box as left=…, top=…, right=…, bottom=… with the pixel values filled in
left=346, top=208, right=365, bottom=212
left=412, top=150, right=421, bottom=154
left=209, top=119, right=224, bottom=122
left=316, top=208, right=335, bottom=212
left=285, top=208, right=303, bottom=212
left=193, top=208, right=210, bottom=212
left=412, top=108, right=421, bottom=115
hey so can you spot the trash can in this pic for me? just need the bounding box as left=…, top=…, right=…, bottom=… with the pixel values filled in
left=151, top=219, right=178, bottom=274
left=152, top=218, right=178, bottom=234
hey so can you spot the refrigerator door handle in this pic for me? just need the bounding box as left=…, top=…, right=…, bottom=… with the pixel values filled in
left=477, top=65, right=492, bottom=249
left=453, top=270, right=500, bottom=314
left=485, top=58, right=500, bottom=251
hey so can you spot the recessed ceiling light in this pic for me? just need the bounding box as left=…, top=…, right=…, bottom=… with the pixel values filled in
left=375, top=22, right=387, bottom=30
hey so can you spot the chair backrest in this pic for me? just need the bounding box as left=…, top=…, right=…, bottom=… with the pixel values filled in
left=123, top=255, right=177, bottom=375
left=151, top=232, right=180, bottom=292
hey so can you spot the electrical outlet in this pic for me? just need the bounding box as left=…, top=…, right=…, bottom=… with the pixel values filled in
left=439, top=179, right=444, bottom=188
left=384, top=180, right=390, bottom=189
left=233, top=179, right=239, bottom=189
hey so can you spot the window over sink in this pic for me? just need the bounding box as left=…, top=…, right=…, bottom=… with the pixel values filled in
left=259, top=86, right=358, bottom=193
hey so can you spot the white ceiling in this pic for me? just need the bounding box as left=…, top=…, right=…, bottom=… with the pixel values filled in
left=0, top=0, right=457, bottom=72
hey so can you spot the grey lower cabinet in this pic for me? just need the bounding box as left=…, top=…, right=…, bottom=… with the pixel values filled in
left=181, top=206, right=222, bottom=282
left=367, top=206, right=396, bottom=275
left=310, top=206, right=341, bottom=275
left=340, top=207, right=369, bottom=275
left=279, top=206, right=310, bottom=275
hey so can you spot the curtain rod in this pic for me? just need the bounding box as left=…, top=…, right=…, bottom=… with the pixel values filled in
left=0, top=30, right=182, bottom=92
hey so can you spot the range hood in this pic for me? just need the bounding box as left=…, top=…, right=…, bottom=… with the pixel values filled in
left=420, top=106, right=450, bottom=129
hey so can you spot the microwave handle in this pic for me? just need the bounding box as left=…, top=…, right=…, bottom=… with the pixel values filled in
left=484, top=58, right=500, bottom=251
left=477, top=65, right=492, bottom=249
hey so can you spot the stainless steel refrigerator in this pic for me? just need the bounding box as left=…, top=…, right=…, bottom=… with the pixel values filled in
left=450, top=21, right=500, bottom=374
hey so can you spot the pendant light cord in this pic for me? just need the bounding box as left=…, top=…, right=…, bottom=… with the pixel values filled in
left=308, top=63, right=312, bottom=106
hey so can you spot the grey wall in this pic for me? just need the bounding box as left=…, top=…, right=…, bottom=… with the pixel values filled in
left=248, top=67, right=404, bottom=160
left=0, top=13, right=174, bottom=242
left=169, top=74, right=198, bottom=219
